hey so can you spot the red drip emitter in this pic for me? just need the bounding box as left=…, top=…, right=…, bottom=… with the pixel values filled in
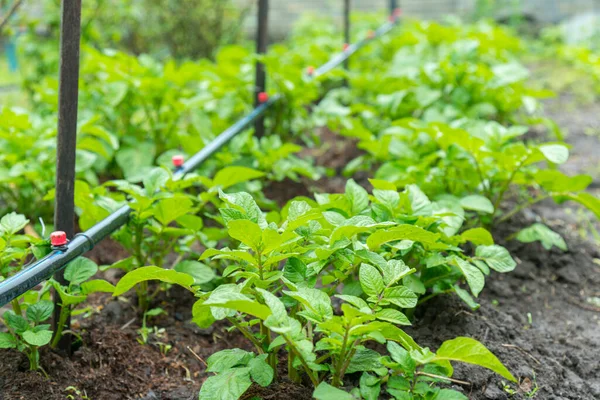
left=172, top=155, right=184, bottom=168
left=258, top=92, right=269, bottom=103
left=50, top=231, right=68, bottom=247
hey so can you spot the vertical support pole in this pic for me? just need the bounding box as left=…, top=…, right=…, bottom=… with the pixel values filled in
left=343, top=0, right=350, bottom=71
left=390, top=0, right=398, bottom=15
left=53, top=0, right=82, bottom=354
left=254, top=0, right=269, bottom=138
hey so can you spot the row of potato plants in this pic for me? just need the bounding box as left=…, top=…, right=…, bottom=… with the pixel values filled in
left=1, top=15, right=598, bottom=399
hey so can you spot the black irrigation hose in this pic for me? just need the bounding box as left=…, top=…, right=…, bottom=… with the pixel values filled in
left=0, top=16, right=401, bottom=307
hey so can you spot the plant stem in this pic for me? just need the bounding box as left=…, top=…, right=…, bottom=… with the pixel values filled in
left=227, top=317, right=264, bottom=354
left=28, top=346, right=39, bottom=370
left=332, top=326, right=350, bottom=387
left=11, top=299, right=21, bottom=316
left=51, top=304, right=71, bottom=349
left=283, top=336, right=319, bottom=387
left=417, top=289, right=453, bottom=306
left=496, top=194, right=550, bottom=224
left=416, top=371, right=471, bottom=386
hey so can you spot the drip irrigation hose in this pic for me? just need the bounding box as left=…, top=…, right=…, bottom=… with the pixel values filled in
left=0, top=15, right=401, bottom=307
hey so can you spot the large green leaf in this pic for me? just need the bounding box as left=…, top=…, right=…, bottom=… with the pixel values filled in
left=25, top=300, right=54, bottom=323
left=452, top=257, right=484, bottom=297
left=64, top=257, right=98, bottom=285
left=143, top=167, right=170, bottom=196
left=206, top=349, right=254, bottom=373
left=227, top=219, right=262, bottom=251
left=564, top=192, right=600, bottom=219
left=475, top=245, right=516, bottom=273
left=313, top=382, right=354, bottom=400
left=367, top=225, right=439, bottom=250
left=199, top=368, right=252, bottom=400
left=0, top=332, right=17, bottom=349
left=113, top=266, right=194, bottom=296
left=359, top=264, right=385, bottom=297
left=516, top=223, right=567, bottom=251
left=0, top=212, right=29, bottom=235
left=459, top=195, right=494, bottom=214
left=174, top=260, right=216, bottom=284
left=435, top=337, right=516, bottom=382
left=248, top=354, right=274, bottom=387
left=212, top=166, right=265, bottom=189
left=460, top=228, right=494, bottom=246
left=346, top=179, right=369, bottom=214
left=538, top=144, right=569, bottom=164
left=154, top=195, right=194, bottom=226
left=22, top=330, right=53, bottom=347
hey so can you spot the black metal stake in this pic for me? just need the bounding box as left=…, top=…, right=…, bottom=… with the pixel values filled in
left=390, top=0, right=398, bottom=14
left=254, top=0, right=269, bottom=138
left=53, top=0, right=82, bottom=354
left=343, top=0, right=350, bottom=71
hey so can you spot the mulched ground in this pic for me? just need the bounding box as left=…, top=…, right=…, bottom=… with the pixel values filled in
left=1, top=91, right=599, bottom=399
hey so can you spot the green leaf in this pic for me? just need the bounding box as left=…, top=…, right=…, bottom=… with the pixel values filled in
left=435, top=337, right=516, bottom=382
left=313, top=382, right=354, bottom=400
left=22, top=330, right=53, bottom=347
left=219, top=191, right=266, bottom=227
left=174, top=260, right=216, bottom=284
left=452, top=257, right=484, bottom=297
left=248, top=354, right=274, bottom=387
left=0, top=212, right=29, bottom=235
left=454, top=286, right=480, bottom=311
left=346, top=348, right=384, bottom=373
left=143, top=167, right=170, bottom=196
left=367, top=225, right=439, bottom=250
left=116, top=143, right=155, bottom=182
left=64, top=257, right=98, bottom=285
left=436, top=389, right=468, bottom=399
left=81, top=279, right=116, bottom=295
left=227, top=219, right=263, bottom=251
left=199, top=367, right=252, bottom=400
left=113, top=266, right=194, bottom=296
left=25, top=300, right=54, bottom=323
left=539, top=144, right=569, bottom=164
left=359, top=372, right=381, bottom=400
left=283, top=258, right=307, bottom=283
left=459, top=195, right=494, bottom=214
left=4, top=311, right=29, bottom=333
left=212, top=166, right=265, bottom=189
left=346, top=179, right=369, bottom=214
left=359, top=264, right=385, bottom=297
left=376, top=308, right=411, bottom=326
left=0, top=332, right=17, bottom=349
left=460, top=228, right=494, bottom=246
left=564, top=192, right=600, bottom=220
left=383, top=286, right=418, bottom=308
left=475, top=245, right=516, bottom=273
left=516, top=223, right=567, bottom=251
left=207, top=349, right=254, bottom=373
left=534, top=170, right=592, bottom=192
left=387, top=341, right=416, bottom=373
left=154, top=196, right=194, bottom=226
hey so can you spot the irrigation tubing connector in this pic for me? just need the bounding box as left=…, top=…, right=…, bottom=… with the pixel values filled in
left=0, top=15, right=401, bottom=308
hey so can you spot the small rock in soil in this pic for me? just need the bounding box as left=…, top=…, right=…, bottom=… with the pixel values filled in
left=483, top=384, right=506, bottom=399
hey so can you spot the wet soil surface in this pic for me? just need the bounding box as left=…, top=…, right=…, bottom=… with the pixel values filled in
left=2, top=96, right=600, bottom=399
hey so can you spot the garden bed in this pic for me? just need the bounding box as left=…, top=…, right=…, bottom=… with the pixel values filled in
left=2, top=95, right=599, bottom=399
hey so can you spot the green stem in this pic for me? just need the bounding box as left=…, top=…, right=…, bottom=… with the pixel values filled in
left=417, top=289, right=453, bottom=306
left=28, top=346, right=39, bottom=370
left=11, top=299, right=22, bottom=316
left=50, top=304, right=71, bottom=349
left=332, top=326, right=350, bottom=387
left=227, top=317, right=264, bottom=354
left=492, top=155, right=530, bottom=214
left=496, top=194, right=550, bottom=225
left=283, top=336, right=319, bottom=387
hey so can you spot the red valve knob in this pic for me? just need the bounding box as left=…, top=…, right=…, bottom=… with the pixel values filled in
left=393, top=8, right=402, bottom=18
left=172, top=155, right=184, bottom=167
left=343, top=43, right=349, bottom=51
left=50, top=231, right=68, bottom=247
left=258, top=92, right=269, bottom=103
left=306, top=66, right=315, bottom=76
left=367, top=30, right=375, bottom=39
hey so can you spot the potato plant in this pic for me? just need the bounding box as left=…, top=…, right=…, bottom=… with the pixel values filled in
left=112, top=184, right=517, bottom=398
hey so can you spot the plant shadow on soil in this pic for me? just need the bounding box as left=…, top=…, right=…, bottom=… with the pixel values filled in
left=1, top=97, right=600, bottom=399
